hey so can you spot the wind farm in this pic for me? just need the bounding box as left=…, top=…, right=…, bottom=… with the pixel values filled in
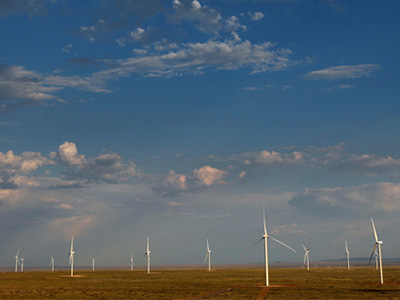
left=1, top=214, right=400, bottom=299
left=0, top=0, right=400, bottom=299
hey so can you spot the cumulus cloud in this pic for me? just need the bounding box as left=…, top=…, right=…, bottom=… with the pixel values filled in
left=305, top=64, right=381, bottom=80
left=289, top=182, right=400, bottom=217
left=56, top=142, right=86, bottom=166
left=249, top=11, right=265, bottom=21
left=153, top=165, right=228, bottom=196
left=193, top=165, right=227, bottom=186
left=0, top=150, right=54, bottom=174
left=169, top=0, right=222, bottom=34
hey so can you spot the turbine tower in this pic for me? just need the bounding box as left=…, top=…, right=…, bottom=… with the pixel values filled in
left=130, top=253, right=135, bottom=271
left=374, top=249, right=378, bottom=270
left=145, top=237, right=151, bottom=274
left=243, top=205, right=297, bottom=286
left=69, top=237, right=75, bottom=277
left=369, top=217, right=383, bottom=284
left=49, top=256, right=55, bottom=272
left=204, top=239, right=211, bottom=271
left=302, top=244, right=310, bottom=271
left=344, top=241, right=350, bottom=270
left=14, top=249, right=20, bottom=273
left=20, top=257, right=25, bottom=272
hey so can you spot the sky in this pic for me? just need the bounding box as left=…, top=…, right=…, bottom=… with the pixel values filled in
left=1, top=0, right=400, bottom=269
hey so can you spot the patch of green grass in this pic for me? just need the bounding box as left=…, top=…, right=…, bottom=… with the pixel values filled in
left=0, top=267, right=399, bottom=299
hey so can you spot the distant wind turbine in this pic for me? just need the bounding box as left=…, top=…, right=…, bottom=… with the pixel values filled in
left=145, top=237, right=151, bottom=274
left=49, top=256, right=55, bottom=272
left=14, top=249, right=20, bottom=273
left=242, top=205, right=297, bottom=286
left=344, top=241, right=350, bottom=270
left=302, top=244, right=310, bottom=271
left=369, top=217, right=383, bottom=284
left=91, top=257, right=95, bottom=271
left=204, top=239, right=211, bottom=271
left=69, top=237, right=75, bottom=277
left=20, top=257, right=25, bottom=272
left=130, top=253, right=135, bottom=271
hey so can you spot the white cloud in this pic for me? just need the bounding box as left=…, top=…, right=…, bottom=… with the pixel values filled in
left=340, top=154, right=400, bottom=175
left=289, top=182, right=400, bottom=217
left=0, top=150, right=54, bottom=173
left=305, top=64, right=381, bottom=80
left=166, top=170, right=187, bottom=190
left=130, top=27, right=146, bottom=41
left=249, top=11, right=265, bottom=21
left=95, top=38, right=293, bottom=79
left=193, top=165, right=228, bottom=186
left=57, top=142, right=86, bottom=166
left=0, top=65, right=60, bottom=103
left=169, top=0, right=222, bottom=34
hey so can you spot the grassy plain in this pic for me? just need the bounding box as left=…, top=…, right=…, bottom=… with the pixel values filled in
left=0, top=267, right=399, bottom=299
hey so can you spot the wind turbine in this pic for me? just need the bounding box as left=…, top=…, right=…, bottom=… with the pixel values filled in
left=20, top=257, right=25, bottom=272
left=91, top=257, right=95, bottom=271
left=204, top=239, right=211, bottom=271
left=130, top=253, right=135, bottom=271
left=14, top=249, right=20, bottom=273
left=145, top=237, right=151, bottom=274
left=243, top=205, right=297, bottom=286
left=344, top=241, right=350, bottom=270
left=369, top=217, right=383, bottom=284
left=49, top=256, right=55, bottom=272
left=302, top=244, right=310, bottom=271
left=69, top=237, right=75, bottom=277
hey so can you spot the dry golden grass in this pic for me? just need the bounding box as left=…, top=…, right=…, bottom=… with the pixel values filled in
left=0, top=266, right=399, bottom=299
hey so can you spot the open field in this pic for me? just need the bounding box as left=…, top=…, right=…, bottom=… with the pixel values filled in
left=0, top=267, right=399, bottom=299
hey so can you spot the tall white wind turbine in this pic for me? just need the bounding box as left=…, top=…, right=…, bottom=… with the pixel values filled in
left=49, top=256, right=55, bottom=272
left=369, top=217, right=383, bottom=284
left=130, top=253, right=135, bottom=271
left=14, top=249, right=20, bottom=273
left=302, top=244, right=310, bottom=271
left=91, top=257, right=95, bottom=271
left=344, top=241, right=350, bottom=270
left=243, top=205, right=297, bottom=286
left=69, top=237, right=75, bottom=277
left=145, top=237, right=151, bottom=274
left=204, top=239, right=211, bottom=271
left=20, top=257, right=25, bottom=272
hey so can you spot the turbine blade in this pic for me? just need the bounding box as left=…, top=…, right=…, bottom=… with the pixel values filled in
left=369, top=244, right=378, bottom=265
left=371, top=217, right=379, bottom=242
left=263, top=203, right=267, bottom=235
left=302, top=244, right=307, bottom=251
left=268, top=236, right=297, bottom=253
left=345, top=241, right=348, bottom=253
left=207, top=239, right=210, bottom=251
left=241, top=238, right=264, bottom=254
left=204, top=252, right=209, bottom=263
left=147, top=237, right=150, bottom=252
left=303, top=253, right=307, bottom=265
left=70, top=236, right=74, bottom=252
left=16, top=248, right=20, bottom=257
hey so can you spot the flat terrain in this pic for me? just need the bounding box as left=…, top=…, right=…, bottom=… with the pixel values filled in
left=0, top=267, right=399, bottom=299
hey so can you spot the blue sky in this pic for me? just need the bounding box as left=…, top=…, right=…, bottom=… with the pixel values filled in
left=1, top=0, right=400, bottom=269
